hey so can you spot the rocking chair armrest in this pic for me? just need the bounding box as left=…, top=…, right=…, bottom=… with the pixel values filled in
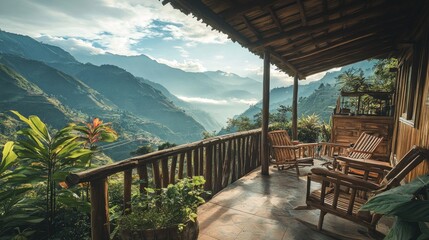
left=348, top=149, right=373, bottom=154
left=336, top=156, right=392, bottom=171
left=310, top=168, right=381, bottom=190
left=319, top=142, right=350, bottom=148
left=295, top=142, right=319, bottom=148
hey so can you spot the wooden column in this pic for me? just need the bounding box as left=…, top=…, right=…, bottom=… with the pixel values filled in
left=292, top=75, right=299, bottom=140
left=261, top=48, right=270, bottom=176
left=90, top=177, right=110, bottom=240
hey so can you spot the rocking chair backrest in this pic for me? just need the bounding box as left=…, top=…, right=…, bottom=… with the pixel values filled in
left=348, top=132, right=383, bottom=159
left=382, top=146, right=429, bottom=189
left=268, top=130, right=295, bottom=161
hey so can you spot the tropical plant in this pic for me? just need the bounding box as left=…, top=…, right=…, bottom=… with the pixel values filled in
left=117, top=176, right=209, bottom=234
left=297, top=114, right=321, bottom=142
left=360, top=175, right=429, bottom=240
left=11, top=111, right=92, bottom=237
left=71, top=118, right=118, bottom=167
left=0, top=142, right=42, bottom=239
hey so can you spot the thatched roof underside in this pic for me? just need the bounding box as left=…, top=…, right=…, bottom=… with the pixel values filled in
left=162, top=0, right=425, bottom=79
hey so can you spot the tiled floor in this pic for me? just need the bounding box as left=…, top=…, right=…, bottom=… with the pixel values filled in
left=197, top=162, right=391, bottom=240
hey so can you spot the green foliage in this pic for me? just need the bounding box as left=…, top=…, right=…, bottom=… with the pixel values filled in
left=118, top=176, right=209, bottom=233
left=297, top=114, right=321, bottom=143
left=369, top=58, right=398, bottom=92
left=158, top=142, right=177, bottom=151
left=0, top=142, right=43, bottom=239
left=361, top=175, right=429, bottom=240
left=130, top=145, right=155, bottom=156
left=10, top=111, right=92, bottom=237
left=336, top=68, right=368, bottom=92
left=202, top=131, right=216, bottom=139
left=226, top=116, right=255, bottom=132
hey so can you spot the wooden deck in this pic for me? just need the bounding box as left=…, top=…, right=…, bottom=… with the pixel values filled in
left=197, top=161, right=392, bottom=240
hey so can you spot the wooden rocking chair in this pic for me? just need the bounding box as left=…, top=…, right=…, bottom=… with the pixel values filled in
left=320, top=132, right=384, bottom=178
left=268, top=130, right=317, bottom=178
left=304, top=146, right=429, bottom=233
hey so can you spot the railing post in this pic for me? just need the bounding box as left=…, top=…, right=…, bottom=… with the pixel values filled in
left=123, top=169, right=132, bottom=213
left=90, top=177, right=110, bottom=240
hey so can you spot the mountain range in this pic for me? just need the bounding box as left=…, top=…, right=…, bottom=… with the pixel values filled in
left=0, top=30, right=211, bottom=160
left=75, top=53, right=262, bottom=123
left=239, top=60, right=377, bottom=122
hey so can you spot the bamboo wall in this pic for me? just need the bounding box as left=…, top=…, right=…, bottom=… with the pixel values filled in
left=393, top=12, right=429, bottom=181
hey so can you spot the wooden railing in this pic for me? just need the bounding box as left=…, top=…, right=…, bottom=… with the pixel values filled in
left=66, top=129, right=262, bottom=240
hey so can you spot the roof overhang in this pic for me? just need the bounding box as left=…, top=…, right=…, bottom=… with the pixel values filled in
left=162, top=0, right=423, bottom=79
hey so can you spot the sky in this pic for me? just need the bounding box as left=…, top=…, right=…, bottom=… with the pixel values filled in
left=0, top=0, right=340, bottom=88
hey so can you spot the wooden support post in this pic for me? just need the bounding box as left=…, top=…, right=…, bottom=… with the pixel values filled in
left=292, top=75, right=299, bottom=140
left=90, top=178, right=110, bottom=240
left=123, top=169, right=132, bottom=213
left=261, top=48, right=270, bottom=176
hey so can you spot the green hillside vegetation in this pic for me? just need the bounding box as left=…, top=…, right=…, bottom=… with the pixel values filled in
left=73, top=64, right=205, bottom=141
left=0, top=54, right=116, bottom=113
left=298, top=83, right=338, bottom=122
left=0, top=64, right=76, bottom=128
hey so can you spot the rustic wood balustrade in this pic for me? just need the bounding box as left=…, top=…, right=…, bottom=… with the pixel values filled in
left=65, top=129, right=262, bottom=240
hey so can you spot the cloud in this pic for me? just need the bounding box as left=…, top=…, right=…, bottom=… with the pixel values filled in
left=177, top=96, right=258, bottom=106
left=177, top=96, right=228, bottom=105
left=0, top=0, right=228, bottom=56
left=156, top=58, right=207, bottom=72
left=37, top=35, right=106, bottom=55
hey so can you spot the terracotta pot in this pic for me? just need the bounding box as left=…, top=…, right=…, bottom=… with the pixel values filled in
left=120, top=220, right=199, bottom=240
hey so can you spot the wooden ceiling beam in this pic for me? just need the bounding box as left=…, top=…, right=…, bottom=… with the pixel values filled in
left=280, top=15, right=408, bottom=59
left=269, top=50, right=303, bottom=78
left=242, top=16, right=262, bottom=40
left=296, top=42, right=394, bottom=70
left=296, top=0, right=307, bottom=26
left=268, top=6, right=283, bottom=32
left=221, top=0, right=285, bottom=21
left=293, top=36, right=395, bottom=66
left=301, top=47, right=394, bottom=76
left=249, top=1, right=405, bottom=49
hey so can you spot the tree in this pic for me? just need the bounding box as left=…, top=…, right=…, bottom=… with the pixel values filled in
left=131, top=145, right=155, bottom=156
left=369, top=58, right=398, bottom=92
left=158, top=142, right=177, bottom=150
left=336, top=68, right=368, bottom=92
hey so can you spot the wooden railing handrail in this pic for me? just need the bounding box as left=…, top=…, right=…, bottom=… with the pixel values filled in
left=66, top=129, right=262, bottom=186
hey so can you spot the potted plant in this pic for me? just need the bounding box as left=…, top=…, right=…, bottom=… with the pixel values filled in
left=117, top=176, right=209, bottom=240
left=360, top=175, right=429, bottom=239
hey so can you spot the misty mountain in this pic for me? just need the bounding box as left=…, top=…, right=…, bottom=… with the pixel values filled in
left=75, top=53, right=262, bottom=124
left=240, top=60, right=377, bottom=121
left=0, top=64, right=73, bottom=128
left=0, top=30, right=207, bottom=151
left=138, top=77, right=222, bottom=132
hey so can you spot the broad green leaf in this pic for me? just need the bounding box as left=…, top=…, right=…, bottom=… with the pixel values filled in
left=361, top=175, right=429, bottom=214
left=100, top=131, right=118, bottom=142
left=388, top=200, right=429, bottom=222
left=0, top=141, right=17, bottom=174
left=28, top=115, right=49, bottom=140
left=385, top=218, right=421, bottom=240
